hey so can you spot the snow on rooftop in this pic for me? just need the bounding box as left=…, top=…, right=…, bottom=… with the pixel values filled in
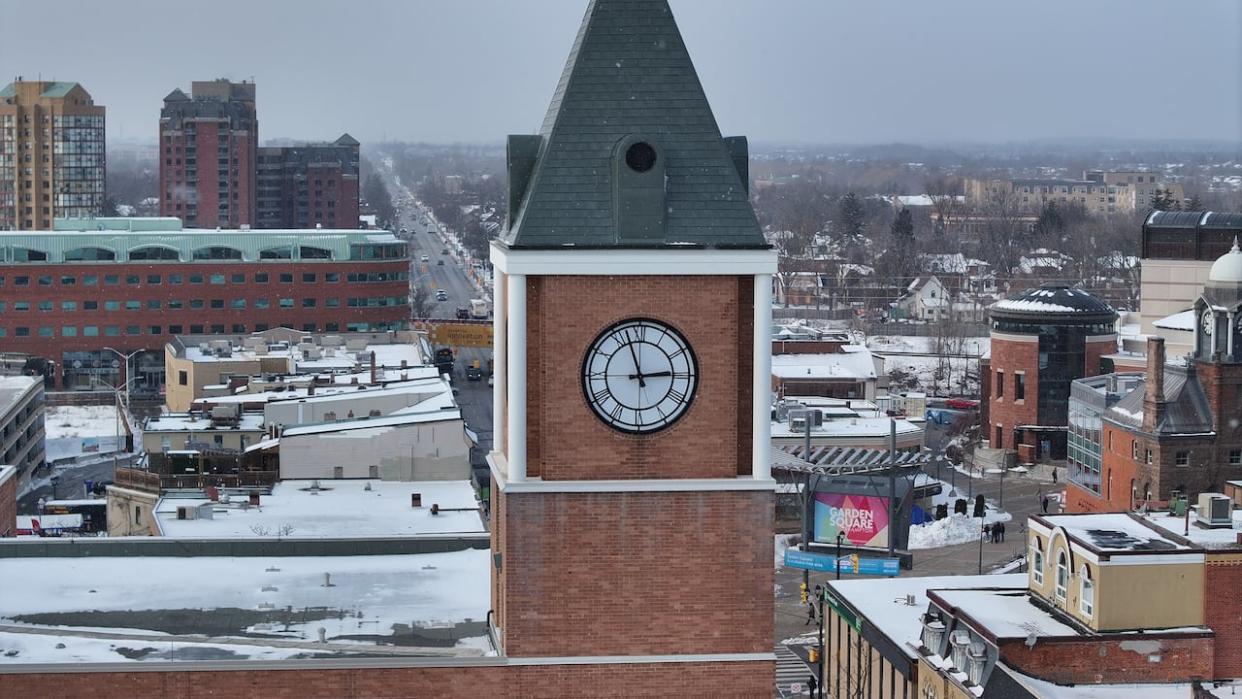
left=1154, top=309, right=1196, bottom=332
left=771, top=415, right=922, bottom=440
left=155, top=479, right=484, bottom=538
left=144, top=413, right=266, bottom=432
left=931, top=589, right=1079, bottom=639
left=991, top=298, right=1076, bottom=313
left=1005, top=667, right=1202, bottom=699
left=828, top=575, right=1025, bottom=659
left=0, top=550, right=492, bottom=663
left=1141, top=508, right=1242, bottom=550
left=771, top=347, right=877, bottom=380
left=1037, top=514, right=1191, bottom=552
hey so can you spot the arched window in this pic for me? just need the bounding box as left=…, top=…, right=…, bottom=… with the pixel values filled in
left=64, top=246, right=116, bottom=262
left=259, top=246, right=293, bottom=260
left=10, top=246, right=48, bottom=262
left=1079, top=565, right=1093, bottom=616
left=192, top=246, right=243, bottom=261
left=299, top=245, right=332, bottom=260
left=1055, top=551, right=1068, bottom=601
left=128, top=245, right=181, bottom=261
left=1030, top=537, right=1045, bottom=586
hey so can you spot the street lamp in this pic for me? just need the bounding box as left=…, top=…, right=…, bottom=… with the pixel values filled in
left=102, top=347, right=148, bottom=408
left=835, top=532, right=844, bottom=581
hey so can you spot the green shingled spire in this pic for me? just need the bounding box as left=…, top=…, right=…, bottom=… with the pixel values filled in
left=503, top=0, right=766, bottom=250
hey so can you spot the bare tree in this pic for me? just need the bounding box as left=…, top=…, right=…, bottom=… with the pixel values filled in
left=411, top=283, right=434, bottom=319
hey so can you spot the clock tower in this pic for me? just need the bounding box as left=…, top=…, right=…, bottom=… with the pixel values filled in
left=488, top=0, right=777, bottom=693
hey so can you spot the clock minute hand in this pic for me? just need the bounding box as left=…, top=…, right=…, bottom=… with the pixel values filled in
left=638, top=371, right=672, bottom=379
left=624, top=331, right=646, bottom=387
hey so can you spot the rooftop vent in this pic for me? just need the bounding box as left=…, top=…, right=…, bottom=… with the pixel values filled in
left=1197, top=493, right=1233, bottom=528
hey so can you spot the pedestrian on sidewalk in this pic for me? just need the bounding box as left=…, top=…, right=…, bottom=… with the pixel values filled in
left=805, top=602, right=817, bottom=626
left=1041, top=496, right=1050, bottom=514
left=983, top=523, right=992, bottom=542
left=1052, top=468, right=1058, bottom=485
left=998, top=522, right=1006, bottom=542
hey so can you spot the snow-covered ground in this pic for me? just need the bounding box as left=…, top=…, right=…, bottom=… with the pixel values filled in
left=42, top=405, right=125, bottom=463
left=867, top=335, right=988, bottom=395
left=866, top=336, right=989, bottom=356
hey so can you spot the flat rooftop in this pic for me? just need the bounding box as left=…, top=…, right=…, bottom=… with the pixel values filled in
left=0, top=550, right=491, bottom=664
left=828, top=574, right=1026, bottom=659
left=0, top=376, right=39, bottom=416
left=155, top=479, right=485, bottom=539
left=930, top=589, right=1079, bottom=640
left=1141, top=508, right=1242, bottom=550
left=144, top=412, right=266, bottom=432
left=771, top=347, right=877, bottom=380
left=1033, top=513, right=1193, bottom=553
left=194, top=375, right=450, bottom=407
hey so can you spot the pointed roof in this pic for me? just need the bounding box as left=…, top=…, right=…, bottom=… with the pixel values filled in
left=504, top=0, right=765, bottom=249
left=334, top=133, right=360, bottom=147
left=163, top=88, right=190, bottom=103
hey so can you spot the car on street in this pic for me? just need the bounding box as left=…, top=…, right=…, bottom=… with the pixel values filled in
left=944, top=398, right=979, bottom=410
left=441, top=249, right=449, bottom=255
left=456, top=307, right=470, bottom=320
left=437, top=260, right=445, bottom=266
left=435, top=290, right=449, bottom=301
left=420, top=255, right=429, bottom=263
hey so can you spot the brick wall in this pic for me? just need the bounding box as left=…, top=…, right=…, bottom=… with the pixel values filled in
left=1068, top=422, right=1141, bottom=513
left=495, top=490, right=773, bottom=658
left=0, top=260, right=407, bottom=386
left=1000, top=633, right=1214, bottom=685
left=0, top=467, right=16, bottom=537
left=1206, top=553, right=1242, bottom=678
left=0, top=658, right=775, bottom=698
left=1084, top=338, right=1114, bottom=378
left=524, top=276, right=752, bottom=481
left=987, top=336, right=1038, bottom=451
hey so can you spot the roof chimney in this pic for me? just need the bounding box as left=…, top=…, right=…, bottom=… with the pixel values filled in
left=1143, top=337, right=1166, bottom=433
left=370, top=352, right=377, bottom=385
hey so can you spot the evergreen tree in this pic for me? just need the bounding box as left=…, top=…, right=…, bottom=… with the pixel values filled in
left=1034, top=201, right=1064, bottom=238
left=891, top=208, right=915, bottom=246
left=837, top=192, right=865, bottom=242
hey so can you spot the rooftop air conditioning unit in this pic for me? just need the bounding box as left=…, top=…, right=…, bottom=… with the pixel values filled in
left=176, top=505, right=197, bottom=521
left=1197, top=493, right=1233, bottom=528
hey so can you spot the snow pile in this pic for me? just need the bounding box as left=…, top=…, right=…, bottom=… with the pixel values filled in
left=908, top=509, right=1012, bottom=550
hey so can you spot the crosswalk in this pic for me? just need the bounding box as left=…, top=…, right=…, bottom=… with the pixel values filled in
left=774, top=644, right=815, bottom=697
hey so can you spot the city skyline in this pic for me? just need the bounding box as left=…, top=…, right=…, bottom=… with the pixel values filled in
left=1, top=0, right=1239, bottom=146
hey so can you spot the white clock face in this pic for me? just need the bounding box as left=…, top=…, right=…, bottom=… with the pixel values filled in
left=1203, top=311, right=1215, bottom=336
left=581, top=318, right=698, bottom=434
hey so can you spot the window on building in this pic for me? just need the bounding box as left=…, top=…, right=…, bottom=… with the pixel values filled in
left=83, top=326, right=98, bottom=337
left=1176, top=451, right=1189, bottom=467
left=125, top=275, right=139, bottom=285
left=104, top=326, right=119, bottom=337
left=302, top=298, right=316, bottom=308
left=190, top=324, right=204, bottom=334
left=1014, top=373, right=1025, bottom=401
left=37, top=301, right=52, bottom=311
left=1055, top=551, right=1068, bottom=601
left=1146, top=449, right=1154, bottom=465
left=190, top=300, right=204, bottom=309
left=254, top=273, right=269, bottom=284
left=280, top=273, right=294, bottom=283
left=190, top=274, right=204, bottom=284
left=210, top=274, right=225, bottom=285
left=1230, top=450, right=1241, bottom=466
left=134, top=506, right=143, bottom=526
left=325, top=272, right=339, bottom=283
left=1031, top=539, right=1044, bottom=586
left=232, top=324, right=246, bottom=334
left=61, top=301, right=76, bottom=311
left=210, top=324, right=225, bottom=334
left=1080, top=566, right=1093, bottom=617
left=210, top=299, right=225, bottom=309
left=169, top=325, right=183, bottom=335
left=15, top=327, right=29, bottom=337
left=1132, top=441, right=1139, bottom=460
left=178, top=371, right=188, bottom=386
left=62, top=326, right=77, bottom=337
left=279, top=298, right=294, bottom=308
left=125, top=301, right=140, bottom=311
left=995, top=371, right=1004, bottom=398
left=105, top=275, right=119, bottom=285
left=231, top=273, right=245, bottom=284
left=302, top=273, right=316, bottom=283
left=149, top=326, right=162, bottom=336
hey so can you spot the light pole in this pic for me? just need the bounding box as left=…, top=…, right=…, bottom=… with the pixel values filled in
left=814, top=583, right=826, bottom=699
left=835, top=532, right=844, bottom=581
left=102, top=347, right=148, bottom=409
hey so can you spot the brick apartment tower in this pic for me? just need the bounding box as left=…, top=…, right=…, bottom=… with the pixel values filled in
left=488, top=0, right=777, bottom=694
left=0, top=80, right=106, bottom=230
left=256, top=134, right=360, bottom=229
left=159, top=79, right=257, bottom=229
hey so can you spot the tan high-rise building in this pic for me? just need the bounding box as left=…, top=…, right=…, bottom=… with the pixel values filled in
left=0, top=80, right=106, bottom=230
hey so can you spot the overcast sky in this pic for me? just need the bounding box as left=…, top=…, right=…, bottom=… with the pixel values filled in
left=2, top=0, right=1239, bottom=146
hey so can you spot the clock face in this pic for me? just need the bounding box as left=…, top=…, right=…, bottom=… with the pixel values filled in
left=1203, top=311, right=1216, bottom=336
left=581, top=318, right=698, bottom=434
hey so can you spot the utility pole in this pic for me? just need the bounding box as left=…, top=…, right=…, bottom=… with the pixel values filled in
left=888, top=418, right=897, bottom=558
left=802, top=414, right=813, bottom=590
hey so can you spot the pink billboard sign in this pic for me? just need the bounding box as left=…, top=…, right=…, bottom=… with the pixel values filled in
left=814, top=493, right=891, bottom=548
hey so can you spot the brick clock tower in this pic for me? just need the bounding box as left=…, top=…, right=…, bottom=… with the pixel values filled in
left=488, top=0, right=778, bottom=694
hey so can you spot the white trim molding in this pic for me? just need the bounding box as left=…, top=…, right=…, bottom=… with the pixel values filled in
left=752, top=273, right=773, bottom=480
left=490, top=242, right=778, bottom=277
left=488, top=453, right=776, bottom=494
left=989, top=332, right=1040, bottom=344
left=506, top=273, right=527, bottom=482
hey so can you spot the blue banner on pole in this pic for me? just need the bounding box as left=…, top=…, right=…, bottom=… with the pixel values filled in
left=783, top=549, right=900, bottom=577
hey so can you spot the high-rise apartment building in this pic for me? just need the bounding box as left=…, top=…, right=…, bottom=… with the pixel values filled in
left=0, top=80, right=106, bottom=230
left=159, top=79, right=258, bottom=229
left=256, top=134, right=360, bottom=229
